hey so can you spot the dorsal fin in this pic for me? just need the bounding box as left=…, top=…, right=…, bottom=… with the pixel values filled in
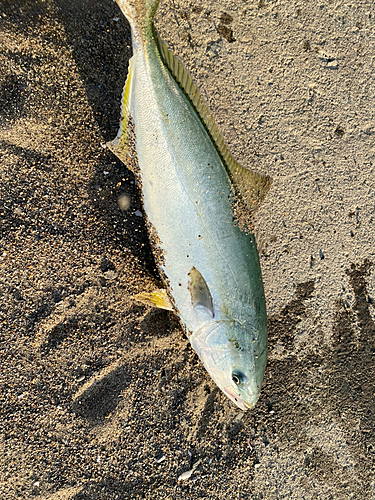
left=153, top=26, right=272, bottom=214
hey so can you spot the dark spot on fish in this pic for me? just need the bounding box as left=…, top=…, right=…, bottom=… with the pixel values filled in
left=228, top=338, right=240, bottom=349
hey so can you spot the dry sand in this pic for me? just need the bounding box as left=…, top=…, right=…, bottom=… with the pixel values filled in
left=1, top=0, right=375, bottom=498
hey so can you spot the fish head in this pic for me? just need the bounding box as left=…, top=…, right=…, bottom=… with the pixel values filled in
left=190, top=318, right=267, bottom=411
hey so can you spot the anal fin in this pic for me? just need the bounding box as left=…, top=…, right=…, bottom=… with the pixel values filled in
left=134, top=288, right=174, bottom=311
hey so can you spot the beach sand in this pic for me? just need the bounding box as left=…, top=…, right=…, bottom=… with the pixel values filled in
left=1, top=0, right=374, bottom=498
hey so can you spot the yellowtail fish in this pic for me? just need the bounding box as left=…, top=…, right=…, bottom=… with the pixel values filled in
left=111, top=0, right=272, bottom=410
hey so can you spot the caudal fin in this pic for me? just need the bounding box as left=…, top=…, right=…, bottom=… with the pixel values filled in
left=116, top=0, right=160, bottom=34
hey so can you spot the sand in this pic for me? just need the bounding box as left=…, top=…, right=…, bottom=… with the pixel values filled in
left=1, top=0, right=374, bottom=498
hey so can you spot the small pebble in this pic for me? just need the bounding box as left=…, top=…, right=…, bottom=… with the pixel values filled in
left=178, top=469, right=193, bottom=481
left=327, top=60, right=338, bottom=69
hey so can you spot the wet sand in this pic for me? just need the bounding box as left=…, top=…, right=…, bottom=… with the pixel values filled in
left=1, top=0, right=375, bottom=498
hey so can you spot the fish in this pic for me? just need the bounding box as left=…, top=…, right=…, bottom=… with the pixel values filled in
left=110, top=0, right=272, bottom=410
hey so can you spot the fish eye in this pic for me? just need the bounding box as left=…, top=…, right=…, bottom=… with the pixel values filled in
left=232, top=370, right=246, bottom=386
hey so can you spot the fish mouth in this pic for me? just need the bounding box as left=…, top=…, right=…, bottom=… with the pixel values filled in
left=223, top=386, right=254, bottom=411
left=242, top=400, right=255, bottom=410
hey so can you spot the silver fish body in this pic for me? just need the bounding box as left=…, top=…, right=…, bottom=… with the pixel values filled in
left=113, top=0, right=268, bottom=410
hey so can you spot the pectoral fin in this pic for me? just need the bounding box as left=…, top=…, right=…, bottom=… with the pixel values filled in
left=134, top=288, right=174, bottom=311
left=188, top=267, right=214, bottom=318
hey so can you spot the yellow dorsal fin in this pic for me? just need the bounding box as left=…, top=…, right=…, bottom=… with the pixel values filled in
left=154, top=27, right=272, bottom=214
left=134, top=288, right=174, bottom=311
